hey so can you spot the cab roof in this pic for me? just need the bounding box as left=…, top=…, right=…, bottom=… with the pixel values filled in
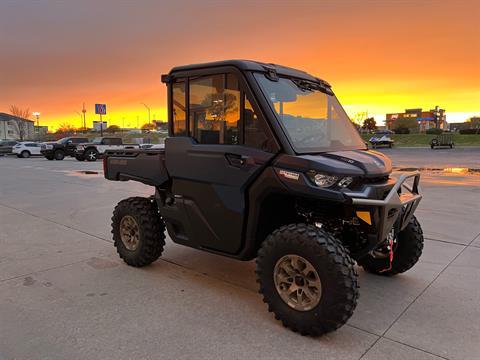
left=168, top=60, right=329, bottom=86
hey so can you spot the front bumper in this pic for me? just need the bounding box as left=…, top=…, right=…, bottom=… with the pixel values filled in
left=345, top=172, right=422, bottom=250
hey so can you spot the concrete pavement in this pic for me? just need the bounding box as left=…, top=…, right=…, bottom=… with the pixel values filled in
left=0, top=149, right=479, bottom=360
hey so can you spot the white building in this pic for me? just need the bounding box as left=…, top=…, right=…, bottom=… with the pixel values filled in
left=93, top=121, right=107, bottom=132
left=0, top=112, right=35, bottom=140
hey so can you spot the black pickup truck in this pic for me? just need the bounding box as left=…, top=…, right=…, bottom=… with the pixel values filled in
left=41, top=137, right=89, bottom=160
left=103, top=60, right=424, bottom=336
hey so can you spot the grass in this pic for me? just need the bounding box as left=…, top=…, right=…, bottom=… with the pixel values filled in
left=361, top=134, right=480, bottom=147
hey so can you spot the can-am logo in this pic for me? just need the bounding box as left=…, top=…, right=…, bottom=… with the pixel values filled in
left=279, top=169, right=300, bottom=181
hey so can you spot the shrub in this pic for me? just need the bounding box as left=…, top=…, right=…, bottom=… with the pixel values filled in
left=459, top=128, right=480, bottom=134
left=394, top=127, right=410, bottom=134
left=426, top=128, right=443, bottom=135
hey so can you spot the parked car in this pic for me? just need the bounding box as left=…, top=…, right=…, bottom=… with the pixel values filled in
left=102, top=60, right=424, bottom=337
left=74, top=137, right=140, bottom=161
left=0, top=140, right=18, bottom=156
left=12, top=142, right=43, bottom=158
left=41, top=137, right=89, bottom=160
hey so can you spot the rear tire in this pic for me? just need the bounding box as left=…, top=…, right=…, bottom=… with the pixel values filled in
left=21, top=150, right=30, bottom=158
left=85, top=148, right=98, bottom=161
left=111, top=197, right=166, bottom=267
left=54, top=150, right=65, bottom=160
left=256, top=223, right=359, bottom=336
left=358, top=216, right=424, bottom=276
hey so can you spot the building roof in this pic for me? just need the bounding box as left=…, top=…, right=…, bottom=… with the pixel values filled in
left=0, top=112, right=34, bottom=123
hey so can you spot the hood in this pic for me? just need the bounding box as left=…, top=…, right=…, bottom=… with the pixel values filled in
left=274, top=149, right=392, bottom=178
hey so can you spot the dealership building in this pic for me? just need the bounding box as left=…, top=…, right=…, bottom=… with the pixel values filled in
left=386, top=106, right=446, bottom=132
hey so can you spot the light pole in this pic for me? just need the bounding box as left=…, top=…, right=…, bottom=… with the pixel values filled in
left=33, top=112, right=40, bottom=140
left=141, top=102, right=151, bottom=125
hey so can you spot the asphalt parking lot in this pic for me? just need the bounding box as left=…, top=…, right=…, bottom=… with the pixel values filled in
left=1, top=149, right=479, bottom=360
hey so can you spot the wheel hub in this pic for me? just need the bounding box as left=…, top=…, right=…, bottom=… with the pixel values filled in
left=273, top=254, right=322, bottom=311
left=119, top=215, right=140, bottom=251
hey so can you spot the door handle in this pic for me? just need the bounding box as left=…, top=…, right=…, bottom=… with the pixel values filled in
left=225, top=153, right=251, bottom=167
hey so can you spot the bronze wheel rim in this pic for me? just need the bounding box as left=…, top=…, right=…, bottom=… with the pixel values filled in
left=120, top=215, right=140, bottom=251
left=273, top=255, right=322, bottom=311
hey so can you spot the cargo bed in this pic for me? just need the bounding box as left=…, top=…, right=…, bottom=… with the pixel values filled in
left=103, top=149, right=169, bottom=186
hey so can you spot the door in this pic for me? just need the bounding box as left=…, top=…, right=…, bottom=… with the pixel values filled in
left=165, top=72, right=278, bottom=254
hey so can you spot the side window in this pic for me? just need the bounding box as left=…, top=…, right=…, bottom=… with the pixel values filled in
left=172, top=81, right=187, bottom=136
left=244, top=96, right=272, bottom=152
left=189, top=74, right=240, bottom=145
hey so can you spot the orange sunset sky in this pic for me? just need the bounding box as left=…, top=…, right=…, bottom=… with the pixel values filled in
left=1, top=0, right=479, bottom=131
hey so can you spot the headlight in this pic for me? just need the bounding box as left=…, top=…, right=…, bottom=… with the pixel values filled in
left=308, top=172, right=339, bottom=188
left=46, top=144, right=53, bottom=149
left=307, top=171, right=354, bottom=189
left=338, top=176, right=354, bottom=188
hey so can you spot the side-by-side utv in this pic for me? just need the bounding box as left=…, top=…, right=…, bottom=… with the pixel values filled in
left=103, top=60, right=424, bottom=336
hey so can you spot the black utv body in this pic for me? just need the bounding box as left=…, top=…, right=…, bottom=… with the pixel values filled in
left=104, top=60, right=424, bottom=336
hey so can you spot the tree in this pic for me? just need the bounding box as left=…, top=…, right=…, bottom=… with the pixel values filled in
left=141, top=123, right=155, bottom=130
left=362, top=117, right=377, bottom=132
left=106, top=124, right=120, bottom=133
left=56, top=123, right=77, bottom=135
left=9, top=105, right=31, bottom=141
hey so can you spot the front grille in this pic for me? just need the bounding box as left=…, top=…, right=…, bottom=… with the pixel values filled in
left=363, top=175, right=389, bottom=184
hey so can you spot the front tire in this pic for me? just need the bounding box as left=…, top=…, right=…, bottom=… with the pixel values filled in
left=256, top=224, right=359, bottom=336
left=54, top=150, right=65, bottom=160
left=75, top=154, right=85, bottom=161
left=111, top=197, right=166, bottom=267
left=358, top=216, right=424, bottom=276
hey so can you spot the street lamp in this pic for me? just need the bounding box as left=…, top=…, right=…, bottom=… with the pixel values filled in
left=33, top=112, right=40, bottom=140
left=141, top=102, right=151, bottom=125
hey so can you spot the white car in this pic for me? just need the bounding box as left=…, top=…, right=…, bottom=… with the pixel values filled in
left=13, top=142, right=43, bottom=158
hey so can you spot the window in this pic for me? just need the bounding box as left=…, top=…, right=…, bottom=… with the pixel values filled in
left=189, top=74, right=240, bottom=144
left=244, top=96, right=271, bottom=151
left=172, top=81, right=187, bottom=136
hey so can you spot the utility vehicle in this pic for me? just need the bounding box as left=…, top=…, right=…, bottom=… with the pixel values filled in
left=104, top=60, right=424, bottom=336
left=75, top=137, right=139, bottom=161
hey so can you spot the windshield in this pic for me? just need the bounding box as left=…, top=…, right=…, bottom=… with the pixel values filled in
left=254, top=73, right=365, bottom=153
